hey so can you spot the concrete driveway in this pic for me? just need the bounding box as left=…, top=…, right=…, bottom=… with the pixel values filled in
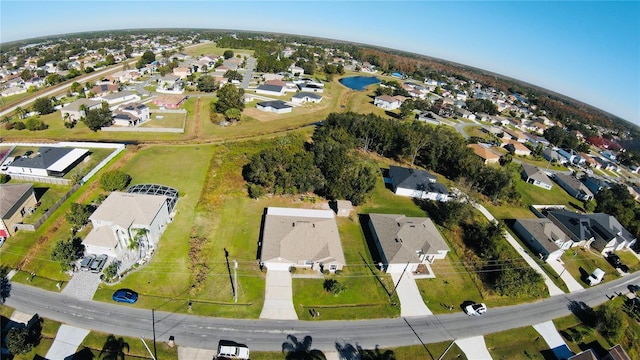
left=45, top=324, right=90, bottom=360
left=62, top=269, right=102, bottom=301
left=533, top=321, right=574, bottom=359
left=390, top=272, right=432, bottom=317
left=547, top=258, right=585, bottom=292
left=456, top=336, right=493, bottom=359
left=259, top=270, right=298, bottom=320
left=178, top=346, right=217, bottom=360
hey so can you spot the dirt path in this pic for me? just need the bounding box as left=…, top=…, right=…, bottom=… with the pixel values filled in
left=193, top=98, right=202, bottom=140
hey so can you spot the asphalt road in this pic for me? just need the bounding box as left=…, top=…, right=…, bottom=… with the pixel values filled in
left=5, top=272, right=639, bottom=352
left=241, top=57, right=256, bottom=90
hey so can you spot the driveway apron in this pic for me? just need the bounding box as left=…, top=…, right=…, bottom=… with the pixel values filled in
left=456, top=336, right=493, bottom=360
left=259, top=269, right=298, bottom=320
left=45, top=324, right=90, bottom=360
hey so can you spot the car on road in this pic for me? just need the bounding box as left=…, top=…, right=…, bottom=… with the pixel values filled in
left=89, top=254, right=108, bottom=273
left=464, top=303, right=487, bottom=316
left=112, top=289, right=138, bottom=304
left=79, top=254, right=96, bottom=271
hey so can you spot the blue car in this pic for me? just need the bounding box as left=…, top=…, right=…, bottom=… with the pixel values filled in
left=112, top=289, right=138, bottom=304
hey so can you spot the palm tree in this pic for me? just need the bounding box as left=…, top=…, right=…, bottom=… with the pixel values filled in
left=357, top=345, right=396, bottom=360
left=99, top=334, right=129, bottom=360
left=282, top=335, right=326, bottom=360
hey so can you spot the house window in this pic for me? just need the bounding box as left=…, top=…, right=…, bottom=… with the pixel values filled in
left=330, top=265, right=337, bottom=271
left=304, top=260, right=313, bottom=266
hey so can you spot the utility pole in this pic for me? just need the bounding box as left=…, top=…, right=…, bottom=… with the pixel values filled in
left=233, top=259, right=238, bottom=303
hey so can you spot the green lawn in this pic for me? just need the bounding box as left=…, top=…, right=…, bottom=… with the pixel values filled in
left=485, top=325, right=552, bottom=360
left=140, top=112, right=185, bottom=128
left=184, top=43, right=255, bottom=57
left=616, top=250, right=640, bottom=272
left=79, top=331, right=178, bottom=359
left=0, top=91, right=34, bottom=111
left=415, top=250, right=485, bottom=314
left=560, top=248, right=620, bottom=286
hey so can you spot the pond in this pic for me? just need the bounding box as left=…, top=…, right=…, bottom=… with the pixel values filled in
left=339, top=76, right=381, bottom=91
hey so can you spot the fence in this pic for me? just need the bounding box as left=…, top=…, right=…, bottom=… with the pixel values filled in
left=15, top=183, right=81, bottom=232
left=81, top=143, right=125, bottom=183
left=8, top=174, right=70, bottom=185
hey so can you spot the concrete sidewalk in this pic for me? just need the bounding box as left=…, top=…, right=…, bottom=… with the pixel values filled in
left=390, top=272, right=432, bottom=317
left=533, top=321, right=574, bottom=360
left=259, top=269, right=298, bottom=320
left=45, top=324, right=90, bottom=360
left=473, top=204, right=564, bottom=296
left=178, top=346, right=217, bottom=360
left=456, top=336, right=493, bottom=359
left=547, top=258, right=585, bottom=292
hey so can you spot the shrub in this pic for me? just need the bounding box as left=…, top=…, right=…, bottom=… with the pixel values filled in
left=51, top=237, right=85, bottom=270
left=323, top=279, right=346, bottom=296
left=103, top=261, right=120, bottom=280
left=4, top=122, right=15, bottom=130
left=247, top=183, right=266, bottom=199
left=100, top=170, right=131, bottom=191
left=0, top=174, right=10, bottom=184
left=13, top=121, right=26, bottom=130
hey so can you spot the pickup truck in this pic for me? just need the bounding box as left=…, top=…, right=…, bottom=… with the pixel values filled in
left=217, top=340, right=249, bottom=360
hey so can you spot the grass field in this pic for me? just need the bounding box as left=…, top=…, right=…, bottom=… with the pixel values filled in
left=184, top=43, right=254, bottom=57
left=0, top=91, right=35, bottom=111
left=140, top=112, right=185, bottom=128
left=485, top=325, right=552, bottom=360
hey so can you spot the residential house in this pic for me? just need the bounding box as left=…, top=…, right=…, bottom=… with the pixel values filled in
left=83, top=192, right=171, bottom=258
left=0, top=183, right=37, bottom=238
left=602, top=344, right=632, bottom=360
left=112, top=102, right=150, bottom=127
left=100, top=90, right=139, bottom=105
left=583, top=176, right=613, bottom=195
left=546, top=210, right=637, bottom=253
left=502, top=139, right=531, bottom=156
left=290, top=92, right=322, bottom=104
left=514, top=218, right=573, bottom=261
left=255, top=84, right=285, bottom=96
left=90, top=84, right=119, bottom=97
left=262, top=73, right=285, bottom=82
left=153, top=95, right=187, bottom=109
left=297, top=83, right=324, bottom=93
left=521, top=164, right=553, bottom=190
left=157, top=74, right=183, bottom=93
left=60, top=98, right=102, bottom=122
left=581, top=153, right=599, bottom=168
left=367, top=214, right=449, bottom=275
left=173, top=67, right=192, bottom=78
left=593, top=156, right=617, bottom=171
left=256, top=100, right=292, bottom=114
left=288, top=65, right=304, bottom=76
left=542, top=148, right=566, bottom=165
left=7, top=147, right=90, bottom=177
left=467, top=144, right=501, bottom=164
left=557, top=148, right=585, bottom=165
left=388, top=165, right=451, bottom=202
left=456, top=108, right=476, bottom=120
left=600, top=150, right=617, bottom=161
left=502, top=128, right=527, bottom=143
left=553, top=173, right=594, bottom=201
left=374, top=95, right=402, bottom=110
left=259, top=207, right=346, bottom=272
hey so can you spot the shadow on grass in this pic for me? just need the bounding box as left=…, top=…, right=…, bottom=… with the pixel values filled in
left=335, top=341, right=396, bottom=360
left=567, top=300, right=596, bottom=327
left=69, top=347, right=95, bottom=360
left=282, top=334, right=325, bottom=359
left=33, top=187, right=49, bottom=201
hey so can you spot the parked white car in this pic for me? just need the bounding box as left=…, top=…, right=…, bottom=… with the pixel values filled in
left=587, top=268, right=605, bottom=286
left=465, top=303, right=487, bottom=316
left=217, top=340, right=250, bottom=360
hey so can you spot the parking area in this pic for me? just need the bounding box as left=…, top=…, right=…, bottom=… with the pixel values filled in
left=61, top=267, right=102, bottom=301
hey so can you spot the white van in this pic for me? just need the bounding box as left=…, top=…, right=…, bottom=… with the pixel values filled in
left=587, top=268, right=605, bottom=286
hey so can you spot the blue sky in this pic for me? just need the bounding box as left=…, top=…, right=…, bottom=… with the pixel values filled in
left=2, top=1, right=639, bottom=124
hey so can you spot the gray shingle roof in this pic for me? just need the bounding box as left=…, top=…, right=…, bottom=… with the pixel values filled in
left=257, top=100, right=291, bottom=110
left=292, top=92, right=322, bottom=100
left=10, top=147, right=73, bottom=170
left=260, top=207, right=345, bottom=265
left=521, top=164, right=552, bottom=185
left=256, top=84, right=284, bottom=93
left=514, top=218, right=568, bottom=253
left=0, top=183, right=34, bottom=219
left=368, top=214, right=448, bottom=264
left=390, top=166, right=436, bottom=189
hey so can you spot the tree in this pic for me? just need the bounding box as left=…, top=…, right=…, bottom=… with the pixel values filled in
left=223, top=50, right=234, bottom=59
left=6, top=328, right=33, bottom=355
left=23, top=116, right=47, bottom=131
left=70, top=81, right=82, bottom=93
left=136, top=50, right=156, bottom=69
left=224, top=108, right=242, bottom=122
left=223, top=70, right=243, bottom=81
left=196, top=75, right=217, bottom=92
left=214, top=83, right=245, bottom=113
left=105, top=54, right=116, bottom=66
left=323, top=279, right=346, bottom=296
left=596, top=302, right=626, bottom=343
left=282, top=334, right=326, bottom=360
left=100, top=170, right=131, bottom=191
left=20, top=69, right=33, bottom=81
left=66, top=203, right=94, bottom=230
left=82, top=107, right=112, bottom=131
left=51, top=237, right=84, bottom=270
left=14, top=106, right=26, bottom=119
left=0, top=174, right=10, bottom=184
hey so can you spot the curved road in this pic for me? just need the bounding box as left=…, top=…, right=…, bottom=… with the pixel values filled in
left=5, top=272, right=639, bottom=352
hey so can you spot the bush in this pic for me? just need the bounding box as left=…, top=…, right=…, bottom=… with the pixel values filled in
left=0, top=174, right=10, bottom=184
left=51, top=237, right=85, bottom=270
left=25, top=117, right=48, bottom=131
left=247, top=183, right=266, bottom=199
left=4, top=122, right=15, bottom=130
left=100, top=170, right=131, bottom=191
left=323, top=279, right=346, bottom=296
left=13, top=121, right=26, bottom=130
left=103, top=260, right=120, bottom=280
